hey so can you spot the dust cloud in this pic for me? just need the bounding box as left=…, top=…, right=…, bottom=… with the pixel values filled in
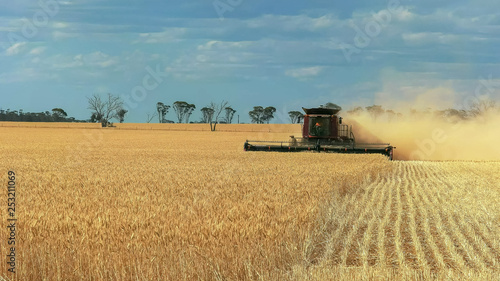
left=344, top=104, right=500, bottom=161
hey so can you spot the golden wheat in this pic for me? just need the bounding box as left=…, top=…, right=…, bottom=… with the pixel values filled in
left=0, top=124, right=498, bottom=281
left=0, top=125, right=388, bottom=280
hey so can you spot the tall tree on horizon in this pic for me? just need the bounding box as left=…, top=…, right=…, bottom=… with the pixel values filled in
left=117, top=109, right=128, bottom=123
left=156, top=102, right=170, bottom=123
left=262, top=106, right=276, bottom=124
left=201, top=107, right=215, bottom=123
left=184, top=104, right=196, bottom=123
left=249, top=106, right=276, bottom=124
left=208, top=100, right=228, bottom=131
left=288, top=111, right=304, bottom=124
left=87, top=93, right=124, bottom=127
left=172, top=101, right=188, bottom=123
left=249, top=106, right=265, bottom=124
left=224, top=107, right=236, bottom=124
left=52, top=108, right=67, bottom=121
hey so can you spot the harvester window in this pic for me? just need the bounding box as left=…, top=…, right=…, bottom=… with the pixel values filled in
left=309, top=117, right=330, bottom=137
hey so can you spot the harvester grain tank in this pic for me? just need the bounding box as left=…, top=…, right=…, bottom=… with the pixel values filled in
left=244, top=107, right=395, bottom=160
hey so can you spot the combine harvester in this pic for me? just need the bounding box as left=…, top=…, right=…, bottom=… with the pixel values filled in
left=244, top=107, right=395, bottom=160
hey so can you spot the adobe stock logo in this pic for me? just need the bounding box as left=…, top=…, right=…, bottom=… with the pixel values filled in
left=213, top=0, right=244, bottom=20
left=340, top=0, right=405, bottom=62
left=121, top=64, right=168, bottom=111
left=409, top=129, right=448, bottom=161
left=409, top=75, right=500, bottom=161
left=1, top=0, right=61, bottom=51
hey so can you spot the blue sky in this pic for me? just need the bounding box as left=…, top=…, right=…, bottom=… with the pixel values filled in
left=0, top=0, right=499, bottom=123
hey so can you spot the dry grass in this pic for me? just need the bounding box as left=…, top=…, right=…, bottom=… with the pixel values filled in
left=0, top=124, right=498, bottom=280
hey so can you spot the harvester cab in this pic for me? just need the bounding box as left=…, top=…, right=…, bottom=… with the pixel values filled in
left=244, top=107, right=395, bottom=160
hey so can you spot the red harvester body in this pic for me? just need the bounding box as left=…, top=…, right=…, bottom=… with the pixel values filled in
left=244, top=107, right=395, bottom=160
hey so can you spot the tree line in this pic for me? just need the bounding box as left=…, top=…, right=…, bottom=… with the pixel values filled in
left=155, top=102, right=278, bottom=125
left=154, top=101, right=235, bottom=123
left=8, top=92, right=495, bottom=127
left=153, top=101, right=278, bottom=126
left=346, top=98, right=499, bottom=121
left=0, top=108, right=86, bottom=122
left=0, top=93, right=338, bottom=126
left=151, top=102, right=344, bottom=125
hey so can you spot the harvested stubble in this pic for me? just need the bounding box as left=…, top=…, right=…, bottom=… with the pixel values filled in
left=0, top=124, right=499, bottom=281
left=294, top=161, right=500, bottom=280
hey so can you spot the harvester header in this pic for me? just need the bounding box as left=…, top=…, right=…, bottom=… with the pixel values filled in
left=244, top=107, right=395, bottom=160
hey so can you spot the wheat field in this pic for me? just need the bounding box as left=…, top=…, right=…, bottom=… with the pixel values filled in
left=0, top=124, right=499, bottom=280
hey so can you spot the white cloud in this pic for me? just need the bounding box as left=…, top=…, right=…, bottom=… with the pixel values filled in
left=135, top=28, right=186, bottom=44
left=394, top=9, right=415, bottom=22
left=0, top=67, right=58, bottom=83
left=246, top=14, right=339, bottom=32
left=52, top=22, right=69, bottom=29
left=48, top=51, right=119, bottom=69
left=285, top=66, right=324, bottom=78
left=312, top=15, right=337, bottom=29
left=164, top=50, right=258, bottom=81
left=50, top=54, right=84, bottom=69
left=29, top=46, right=47, bottom=55
left=402, top=32, right=461, bottom=46
left=197, top=40, right=253, bottom=51
left=5, top=42, right=26, bottom=56
left=197, top=40, right=218, bottom=50
left=196, top=54, right=208, bottom=62
left=83, top=51, right=118, bottom=68
left=52, top=31, right=79, bottom=40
